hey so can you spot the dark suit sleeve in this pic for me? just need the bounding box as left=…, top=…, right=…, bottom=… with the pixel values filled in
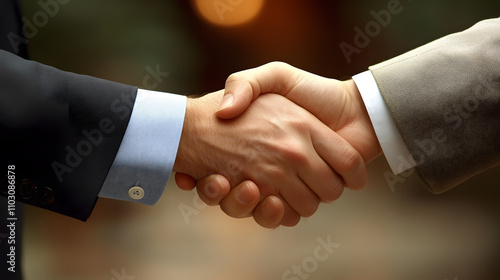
left=368, top=18, right=500, bottom=193
left=0, top=50, right=138, bottom=220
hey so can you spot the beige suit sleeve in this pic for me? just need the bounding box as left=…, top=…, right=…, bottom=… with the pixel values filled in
left=369, top=17, right=500, bottom=193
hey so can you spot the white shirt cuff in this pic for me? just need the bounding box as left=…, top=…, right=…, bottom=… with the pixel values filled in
left=352, top=71, right=416, bottom=174
left=98, top=89, right=186, bottom=205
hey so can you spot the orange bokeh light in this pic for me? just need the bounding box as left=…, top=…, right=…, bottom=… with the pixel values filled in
left=192, top=0, right=265, bottom=27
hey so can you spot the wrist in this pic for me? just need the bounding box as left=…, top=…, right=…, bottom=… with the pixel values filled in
left=344, top=79, right=383, bottom=161
left=173, top=98, right=201, bottom=174
left=173, top=92, right=225, bottom=178
left=343, top=79, right=371, bottom=129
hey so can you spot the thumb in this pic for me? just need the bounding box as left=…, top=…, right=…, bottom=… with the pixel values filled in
left=216, top=77, right=255, bottom=119
left=216, top=62, right=297, bottom=119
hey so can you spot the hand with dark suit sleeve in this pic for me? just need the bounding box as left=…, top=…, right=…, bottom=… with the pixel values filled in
left=190, top=17, right=500, bottom=224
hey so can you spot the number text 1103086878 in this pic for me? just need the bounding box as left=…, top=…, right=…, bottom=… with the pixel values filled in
left=6, top=165, right=17, bottom=273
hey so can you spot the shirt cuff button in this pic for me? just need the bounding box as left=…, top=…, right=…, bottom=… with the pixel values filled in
left=128, top=186, right=145, bottom=200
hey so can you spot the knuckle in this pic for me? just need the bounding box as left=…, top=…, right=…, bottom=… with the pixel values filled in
left=292, top=119, right=310, bottom=133
left=282, top=142, right=308, bottom=165
left=339, top=146, right=362, bottom=173
left=197, top=191, right=216, bottom=206
left=322, top=181, right=344, bottom=203
left=268, top=166, right=286, bottom=181
left=266, top=61, right=289, bottom=70
left=301, top=200, right=320, bottom=218
left=350, top=170, right=368, bottom=191
left=220, top=203, right=239, bottom=218
left=226, top=72, right=243, bottom=82
left=282, top=214, right=301, bottom=227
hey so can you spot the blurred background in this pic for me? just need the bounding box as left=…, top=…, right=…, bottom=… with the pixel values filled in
left=19, top=0, right=500, bottom=279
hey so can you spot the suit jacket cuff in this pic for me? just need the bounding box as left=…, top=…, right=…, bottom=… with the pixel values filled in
left=353, top=71, right=416, bottom=174
left=367, top=17, right=500, bottom=193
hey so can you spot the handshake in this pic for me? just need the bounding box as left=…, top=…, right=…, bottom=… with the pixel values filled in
left=172, top=62, right=383, bottom=228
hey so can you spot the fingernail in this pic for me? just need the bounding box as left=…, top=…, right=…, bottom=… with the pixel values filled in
left=217, top=94, right=233, bottom=111
left=262, top=197, right=280, bottom=217
left=236, top=185, right=254, bottom=204
left=205, top=182, right=219, bottom=199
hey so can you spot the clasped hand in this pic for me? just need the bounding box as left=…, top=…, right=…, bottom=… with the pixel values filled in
left=173, top=62, right=382, bottom=228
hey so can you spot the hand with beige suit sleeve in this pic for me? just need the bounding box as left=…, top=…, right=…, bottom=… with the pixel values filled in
left=367, top=17, right=500, bottom=193
left=186, top=17, right=500, bottom=227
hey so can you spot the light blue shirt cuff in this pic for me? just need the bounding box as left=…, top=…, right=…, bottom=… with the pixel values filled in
left=98, top=89, right=186, bottom=205
left=352, top=71, right=416, bottom=174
